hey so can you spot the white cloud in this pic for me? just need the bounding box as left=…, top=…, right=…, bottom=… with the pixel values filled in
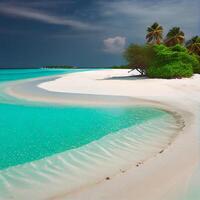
left=103, top=36, right=126, bottom=54
left=0, top=4, right=100, bottom=31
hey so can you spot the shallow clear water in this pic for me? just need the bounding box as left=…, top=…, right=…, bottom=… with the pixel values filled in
left=0, top=103, right=167, bottom=170
left=0, top=68, right=77, bottom=82
left=0, top=69, right=170, bottom=170
left=0, top=69, right=181, bottom=199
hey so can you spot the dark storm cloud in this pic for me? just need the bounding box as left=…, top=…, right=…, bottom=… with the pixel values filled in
left=0, top=1, right=101, bottom=31
left=0, top=0, right=199, bottom=67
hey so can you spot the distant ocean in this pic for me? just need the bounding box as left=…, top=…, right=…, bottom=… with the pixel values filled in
left=0, top=68, right=76, bottom=82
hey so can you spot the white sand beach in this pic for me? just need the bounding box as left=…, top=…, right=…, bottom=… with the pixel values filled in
left=39, top=69, right=199, bottom=200
left=5, top=69, right=200, bottom=200
left=1, top=0, right=200, bottom=199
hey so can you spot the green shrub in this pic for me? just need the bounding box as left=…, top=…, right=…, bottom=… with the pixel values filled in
left=147, top=62, right=193, bottom=78
left=146, top=44, right=199, bottom=78
left=192, top=55, right=200, bottom=73
left=172, top=46, right=200, bottom=73
left=123, top=44, right=154, bottom=75
left=123, top=43, right=200, bottom=78
left=170, top=44, right=187, bottom=52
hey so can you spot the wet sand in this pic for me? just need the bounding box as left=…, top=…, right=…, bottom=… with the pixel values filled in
left=4, top=69, right=200, bottom=200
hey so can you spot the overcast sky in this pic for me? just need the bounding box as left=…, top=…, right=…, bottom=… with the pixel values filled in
left=0, top=0, right=199, bottom=68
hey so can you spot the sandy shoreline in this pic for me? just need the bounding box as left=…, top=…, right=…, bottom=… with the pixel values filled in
left=4, top=69, right=200, bottom=200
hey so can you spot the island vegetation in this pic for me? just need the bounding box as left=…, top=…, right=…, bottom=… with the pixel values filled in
left=111, top=65, right=130, bottom=69
left=43, top=65, right=78, bottom=69
left=121, top=23, right=200, bottom=78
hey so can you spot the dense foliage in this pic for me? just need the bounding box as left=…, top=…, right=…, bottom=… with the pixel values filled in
left=164, top=27, right=185, bottom=46
left=147, top=45, right=200, bottom=78
left=146, top=23, right=163, bottom=44
left=123, top=44, right=154, bottom=75
left=122, top=22, right=200, bottom=79
left=147, top=62, right=193, bottom=78
left=123, top=43, right=200, bottom=78
left=186, top=36, right=200, bottom=56
left=146, top=45, right=200, bottom=78
left=43, top=65, right=77, bottom=69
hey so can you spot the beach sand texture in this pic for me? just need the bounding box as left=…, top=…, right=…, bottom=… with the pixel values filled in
left=5, top=69, right=200, bottom=200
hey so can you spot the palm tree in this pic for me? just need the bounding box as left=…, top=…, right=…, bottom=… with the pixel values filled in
left=186, top=36, right=200, bottom=56
left=165, top=27, right=185, bottom=46
left=146, top=22, right=163, bottom=44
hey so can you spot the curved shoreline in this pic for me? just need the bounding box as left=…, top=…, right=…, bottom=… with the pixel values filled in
left=2, top=69, right=200, bottom=200
left=0, top=112, right=181, bottom=200
left=5, top=75, right=169, bottom=107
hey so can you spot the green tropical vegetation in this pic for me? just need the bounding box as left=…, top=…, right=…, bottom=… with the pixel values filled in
left=111, top=65, right=129, bottom=69
left=43, top=65, right=78, bottom=69
left=147, top=45, right=199, bottom=78
left=146, top=22, right=163, bottom=44
left=123, top=22, right=200, bottom=79
left=165, top=27, right=185, bottom=46
left=123, top=44, right=154, bottom=75
left=186, top=36, right=200, bottom=56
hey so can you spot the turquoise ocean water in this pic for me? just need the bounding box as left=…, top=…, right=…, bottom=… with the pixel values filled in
left=0, top=68, right=76, bottom=82
left=0, top=69, right=168, bottom=170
